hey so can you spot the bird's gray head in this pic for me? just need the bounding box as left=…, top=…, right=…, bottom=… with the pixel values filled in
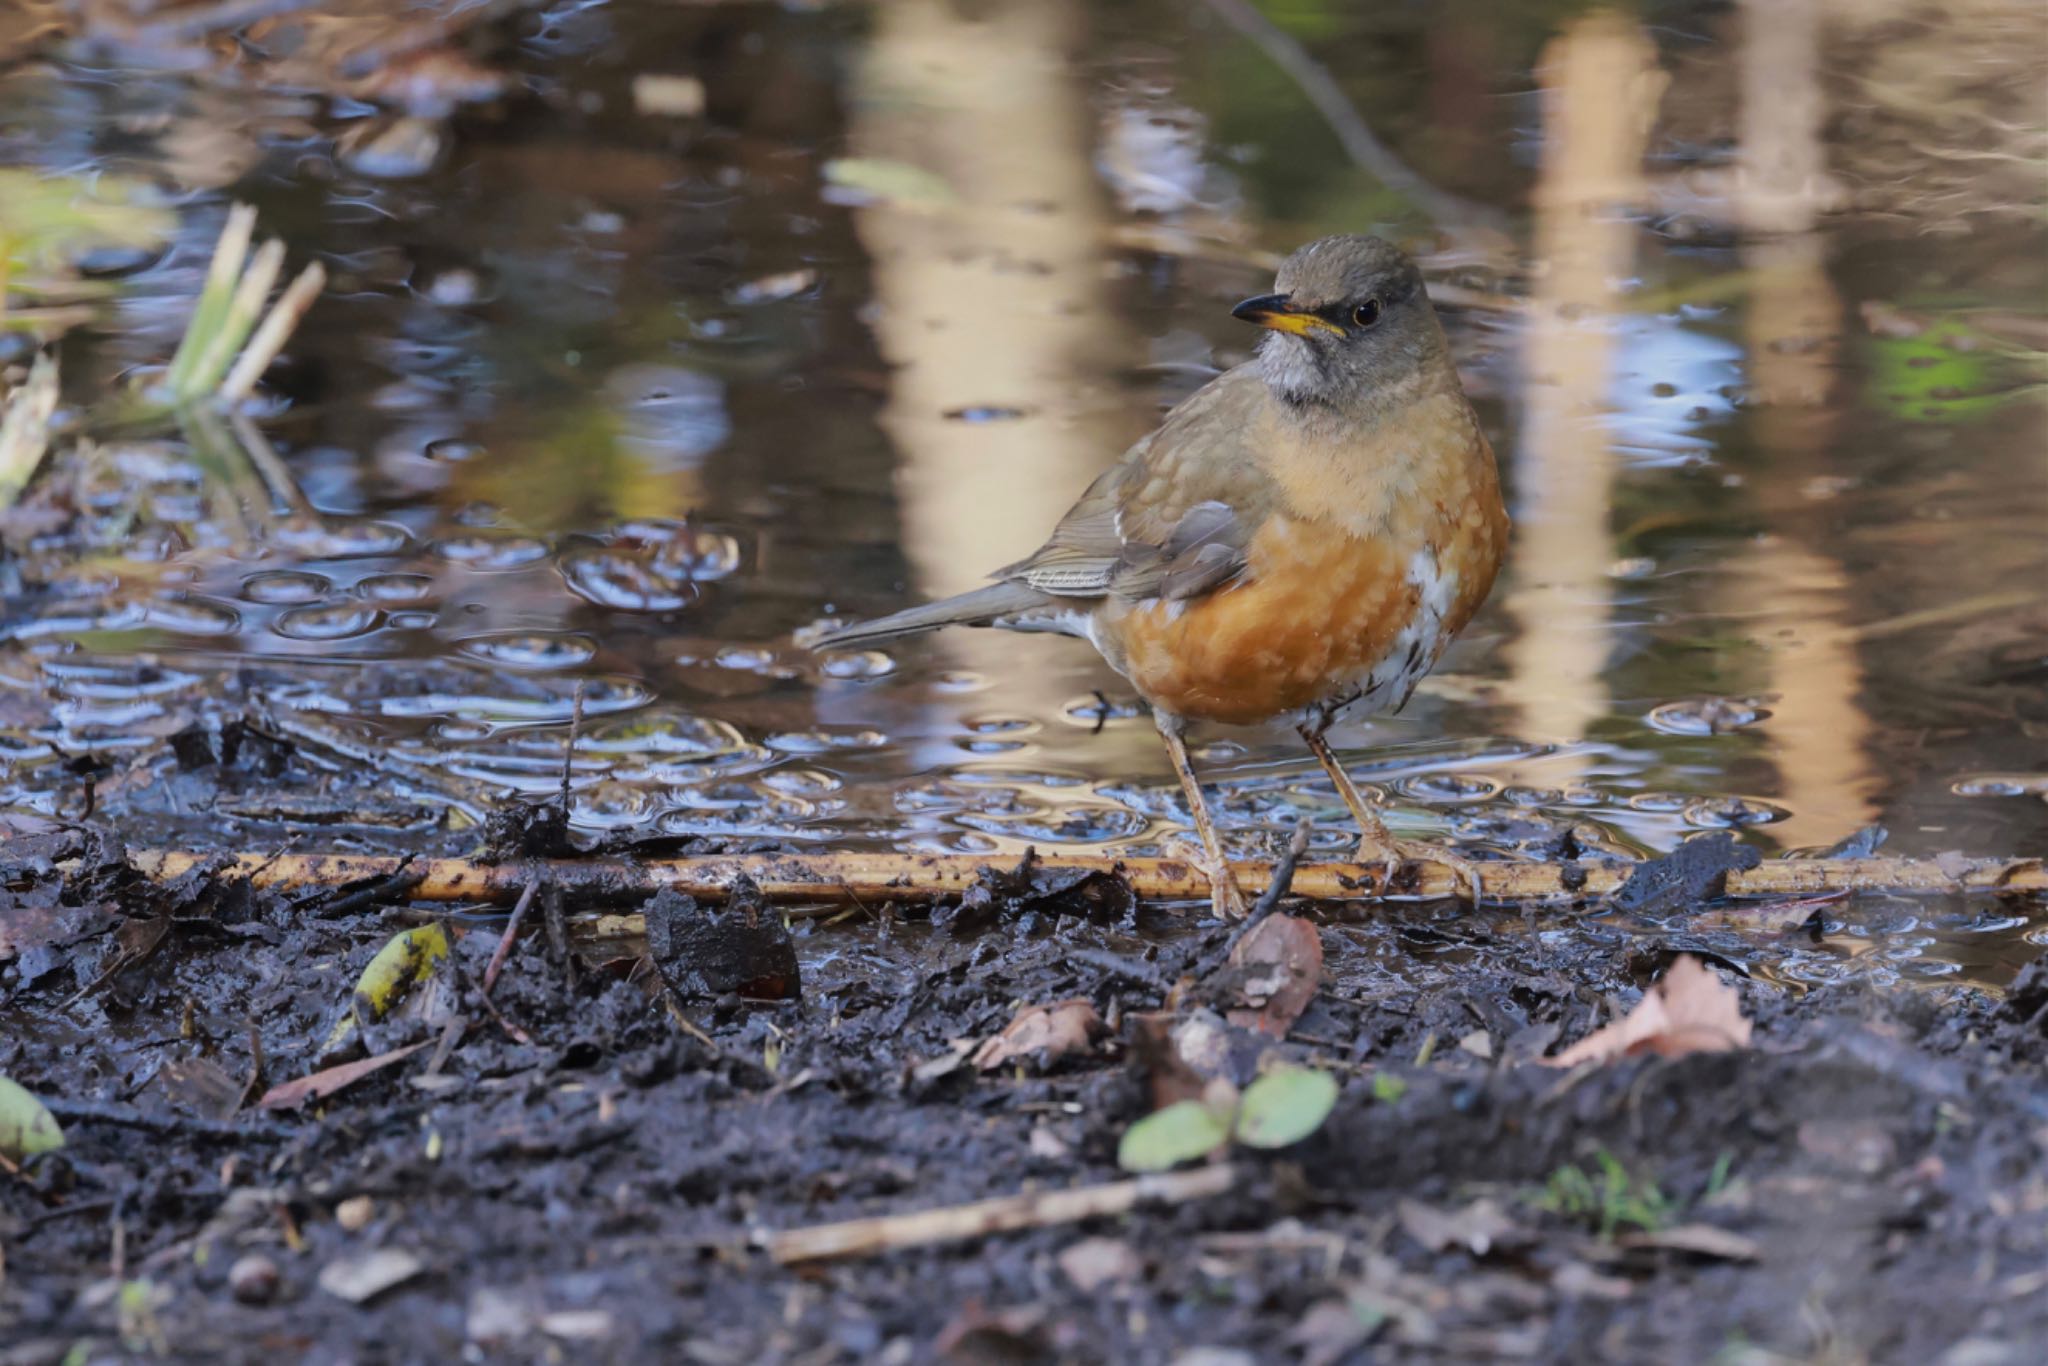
left=1231, top=235, right=1448, bottom=417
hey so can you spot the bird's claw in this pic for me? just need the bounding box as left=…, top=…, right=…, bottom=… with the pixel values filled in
left=1169, top=837, right=1250, bottom=920
left=1354, top=813, right=1484, bottom=904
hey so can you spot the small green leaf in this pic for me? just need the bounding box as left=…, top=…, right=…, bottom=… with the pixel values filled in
left=1117, top=1100, right=1231, bottom=1173
left=1371, top=1072, right=1407, bottom=1105
left=1233, top=1066, right=1338, bottom=1149
left=0, top=1074, right=66, bottom=1159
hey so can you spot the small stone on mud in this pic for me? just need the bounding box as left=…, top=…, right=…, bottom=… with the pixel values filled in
left=228, top=1254, right=280, bottom=1305
left=335, top=1195, right=375, bottom=1232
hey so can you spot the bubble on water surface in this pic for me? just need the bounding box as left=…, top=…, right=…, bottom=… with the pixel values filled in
left=1395, top=772, right=1500, bottom=803
left=357, top=573, right=435, bottom=604
left=819, top=649, right=895, bottom=680
left=762, top=768, right=843, bottom=797
left=766, top=728, right=887, bottom=754
left=144, top=595, right=242, bottom=637
left=581, top=712, right=749, bottom=762
left=273, top=603, right=382, bottom=642
left=1951, top=773, right=2048, bottom=799
left=240, top=570, right=334, bottom=605
left=423, top=437, right=485, bottom=463
left=457, top=633, right=597, bottom=670
left=1683, top=795, right=1789, bottom=828
left=432, top=534, right=550, bottom=570
left=557, top=547, right=695, bottom=612
left=274, top=518, right=412, bottom=558
left=1647, top=696, right=1772, bottom=736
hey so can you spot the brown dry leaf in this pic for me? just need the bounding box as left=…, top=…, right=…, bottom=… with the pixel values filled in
left=1543, top=955, right=1750, bottom=1068
left=972, top=999, right=1104, bottom=1072
left=259, top=1041, right=428, bottom=1110
left=1223, top=914, right=1323, bottom=1038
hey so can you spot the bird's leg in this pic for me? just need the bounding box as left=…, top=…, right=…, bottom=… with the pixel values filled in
left=1154, top=710, right=1249, bottom=920
left=1297, top=721, right=1484, bottom=904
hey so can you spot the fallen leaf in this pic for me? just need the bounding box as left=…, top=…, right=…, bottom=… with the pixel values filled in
left=1056, top=1236, right=1143, bottom=1292
left=1395, top=1198, right=1527, bottom=1257
left=1233, top=1066, right=1338, bottom=1150
left=1614, top=1223, right=1761, bottom=1262
left=1290, top=1298, right=1381, bottom=1366
left=0, top=1074, right=65, bottom=1160
left=259, top=1041, right=429, bottom=1110
left=1117, top=1099, right=1231, bottom=1173
left=1542, top=955, right=1750, bottom=1068
left=821, top=157, right=958, bottom=209
left=317, top=1247, right=423, bottom=1304
left=972, top=999, right=1104, bottom=1072
left=325, top=923, right=451, bottom=1051
left=1223, top=914, right=1323, bottom=1038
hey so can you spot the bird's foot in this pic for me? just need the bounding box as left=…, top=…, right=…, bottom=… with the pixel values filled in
left=1169, top=838, right=1250, bottom=920
left=1353, top=810, right=1484, bottom=904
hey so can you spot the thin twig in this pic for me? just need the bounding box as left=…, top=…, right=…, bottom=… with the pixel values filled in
left=482, top=875, right=541, bottom=997
left=1202, top=820, right=1312, bottom=978
left=764, top=1164, right=1238, bottom=1264
left=559, top=681, right=586, bottom=823
left=1196, top=0, right=1509, bottom=239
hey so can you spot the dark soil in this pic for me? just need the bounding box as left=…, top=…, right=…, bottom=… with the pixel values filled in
left=5, top=810, right=2046, bottom=1365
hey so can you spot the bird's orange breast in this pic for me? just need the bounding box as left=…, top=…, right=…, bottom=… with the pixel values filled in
left=1101, top=481, right=1506, bottom=727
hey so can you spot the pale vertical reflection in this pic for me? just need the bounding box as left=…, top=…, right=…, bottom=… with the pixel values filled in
left=1735, top=0, right=1879, bottom=840
left=1502, top=13, right=1661, bottom=783
left=846, top=0, right=1129, bottom=708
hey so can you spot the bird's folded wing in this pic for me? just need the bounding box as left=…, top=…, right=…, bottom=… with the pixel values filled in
left=993, top=365, right=1272, bottom=605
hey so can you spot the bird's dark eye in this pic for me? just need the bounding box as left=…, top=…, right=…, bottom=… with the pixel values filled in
left=1351, top=299, right=1382, bottom=328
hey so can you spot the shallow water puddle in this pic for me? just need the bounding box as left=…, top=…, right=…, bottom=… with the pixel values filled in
left=1, top=0, right=2042, bottom=992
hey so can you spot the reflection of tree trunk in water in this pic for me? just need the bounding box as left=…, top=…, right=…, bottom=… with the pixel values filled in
left=1734, top=0, right=1879, bottom=844
left=1501, top=13, right=1661, bottom=788
left=845, top=0, right=1132, bottom=719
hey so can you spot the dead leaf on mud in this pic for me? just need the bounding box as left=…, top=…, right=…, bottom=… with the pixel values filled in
left=973, top=999, right=1105, bottom=1072
left=1396, top=1198, right=1529, bottom=1257
left=259, top=1041, right=429, bottom=1110
left=317, top=1247, right=424, bottom=1305
left=1543, top=955, right=1750, bottom=1068
left=1222, top=914, right=1323, bottom=1038
left=1057, top=1236, right=1144, bottom=1292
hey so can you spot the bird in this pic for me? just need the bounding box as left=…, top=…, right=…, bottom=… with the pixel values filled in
left=814, top=235, right=1509, bottom=918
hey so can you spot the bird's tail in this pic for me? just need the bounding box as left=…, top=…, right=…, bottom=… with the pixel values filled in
left=811, top=581, right=1051, bottom=651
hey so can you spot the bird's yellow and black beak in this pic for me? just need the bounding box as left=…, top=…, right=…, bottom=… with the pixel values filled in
left=1230, top=292, right=1344, bottom=338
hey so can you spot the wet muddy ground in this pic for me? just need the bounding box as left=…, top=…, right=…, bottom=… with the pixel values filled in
left=4, top=0, right=2047, bottom=1360
left=4, top=799, right=2047, bottom=1362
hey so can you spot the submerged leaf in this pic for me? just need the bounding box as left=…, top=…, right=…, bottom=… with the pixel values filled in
left=0, top=1074, right=66, bottom=1159
left=0, top=353, right=58, bottom=509
left=1233, top=1066, right=1338, bottom=1149
left=821, top=157, right=958, bottom=208
left=1117, top=1099, right=1231, bottom=1173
